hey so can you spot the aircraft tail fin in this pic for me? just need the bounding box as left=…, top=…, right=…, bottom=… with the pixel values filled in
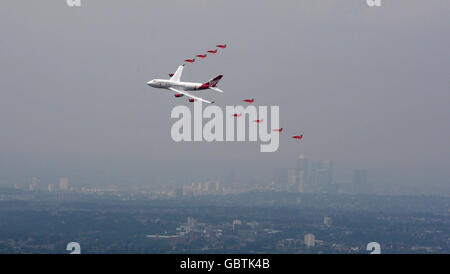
left=204, top=75, right=223, bottom=87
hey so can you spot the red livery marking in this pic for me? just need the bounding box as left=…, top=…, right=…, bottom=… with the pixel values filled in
left=233, top=113, right=242, bottom=117
left=196, top=54, right=207, bottom=59
left=292, top=134, right=303, bottom=140
left=207, top=50, right=218, bottom=54
left=243, top=98, right=255, bottom=103
left=254, top=119, right=263, bottom=123
left=198, top=83, right=210, bottom=90
left=198, top=75, right=223, bottom=90
left=184, top=58, right=195, bottom=63
left=216, top=44, right=227, bottom=49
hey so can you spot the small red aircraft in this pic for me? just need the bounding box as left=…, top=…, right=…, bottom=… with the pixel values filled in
left=169, top=73, right=174, bottom=77
left=207, top=49, right=218, bottom=54
left=233, top=113, right=242, bottom=117
left=254, top=119, right=263, bottom=123
left=184, top=58, right=195, bottom=63
left=174, top=94, right=184, bottom=98
left=273, top=128, right=283, bottom=132
left=216, top=44, right=227, bottom=49
left=196, top=54, right=207, bottom=59
left=243, top=98, right=255, bottom=103
left=292, top=134, right=303, bottom=140
left=188, top=98, right=195, bottom=102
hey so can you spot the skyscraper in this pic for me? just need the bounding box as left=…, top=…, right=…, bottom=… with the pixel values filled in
left=309, top=160, right=334, bottom=193
left=287, top=168, right=297, bottom=191
left=296, top=154, right=308, bottom=193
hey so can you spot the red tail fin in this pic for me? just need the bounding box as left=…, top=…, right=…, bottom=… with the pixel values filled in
left=199, top=75, right=223, bottom=89
left=208, top=75, right=223, bottom=87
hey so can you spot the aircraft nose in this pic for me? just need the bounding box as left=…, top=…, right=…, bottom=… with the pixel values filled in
left=147, top=80, right=153, bottom=86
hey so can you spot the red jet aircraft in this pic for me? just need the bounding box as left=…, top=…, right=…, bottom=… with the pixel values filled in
left=243, top=98, right=255, bottom=103
left=233, top=113, right=242, bottom=117
left=207, top=50, right=218, bottom=54
left=184, top=58, right=195, bottom=63
left=273, top=128, right=283, bottom=132
left=254, top=119, right=263, bottom=123
left=196, top=54, right=207, bottom=59
left=216, top=44, right=227, bottom=49
left=292, top=134, right=303, bottom=140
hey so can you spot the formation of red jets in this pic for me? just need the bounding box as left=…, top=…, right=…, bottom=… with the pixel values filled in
left=239, top=98, right=304, bottom=142
left=182, top=44, right=227, bottom=64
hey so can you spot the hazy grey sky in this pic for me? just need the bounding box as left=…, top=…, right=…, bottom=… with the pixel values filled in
left=0, top=0, right=449, bottom=186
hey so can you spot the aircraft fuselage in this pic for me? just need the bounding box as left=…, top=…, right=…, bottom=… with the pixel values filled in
left=147, top=79, right=207, bottom=91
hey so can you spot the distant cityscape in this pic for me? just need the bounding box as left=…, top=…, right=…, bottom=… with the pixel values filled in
left=0, top=180, right=449, bottom=254
left=0, top=154, right=448, bottom=254
left=2, top=154, right=447, bottom=200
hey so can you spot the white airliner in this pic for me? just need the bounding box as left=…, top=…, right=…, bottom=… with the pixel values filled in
left=147, top=65, right=223, bottom=104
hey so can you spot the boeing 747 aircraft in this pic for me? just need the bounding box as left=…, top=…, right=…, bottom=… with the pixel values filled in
left=147, top=65, right=223, bottom=104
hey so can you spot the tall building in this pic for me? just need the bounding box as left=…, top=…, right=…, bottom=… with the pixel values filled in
left=296, top=154, right=308, bottom=193
left=309, top=160, right=334, bottom=193
left=287, top=168, right=297, bottom=191
left=59, top=178, right=69, bottom=191
left=304, top=233, right=315, bottom=248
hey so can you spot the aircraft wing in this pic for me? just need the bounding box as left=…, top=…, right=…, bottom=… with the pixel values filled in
left=169, top=65, right=184, bottom=82
left=168, top=87, right=214, bottom=104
